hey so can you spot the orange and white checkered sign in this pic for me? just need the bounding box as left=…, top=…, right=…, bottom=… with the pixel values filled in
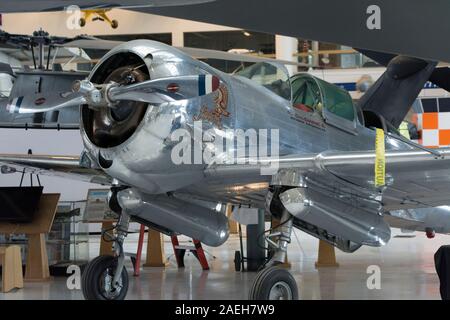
left=418, top=112, right=450, bottom=148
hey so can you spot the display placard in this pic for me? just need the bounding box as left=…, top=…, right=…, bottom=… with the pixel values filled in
left=83, top=189, right=118, bottom=222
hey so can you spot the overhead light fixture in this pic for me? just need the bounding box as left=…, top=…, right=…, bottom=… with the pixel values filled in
left=243, top=31, right=251, bottom=37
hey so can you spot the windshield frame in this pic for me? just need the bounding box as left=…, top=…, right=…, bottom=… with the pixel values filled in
left=234, top=61, right=292, bottom=101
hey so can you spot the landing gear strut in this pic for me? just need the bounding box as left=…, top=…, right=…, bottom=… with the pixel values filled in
left=82, top=211, right=130, bottom=300
left=249, top=209, right=298, bottom=300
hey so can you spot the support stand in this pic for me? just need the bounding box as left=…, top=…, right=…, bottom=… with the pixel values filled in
left=128, top=226, right=169, bottom=277
left=0, top=193, right=60, bottom=282
left=25, top=233, right=50, bottom=281
left=171, top=236, right=209, bottom=271
left=226, top=205, right=239, bottom=235
left=246, top=209, right=266, bottom=271
left=131, top=224, right=146, bottom=276
left=315, top=240, right=339, bottom=268
left=0, top=245, right=23, bottom=292
left=144, top=229, right=169, bottom=268
left=99, top=221, right=115, bottom=256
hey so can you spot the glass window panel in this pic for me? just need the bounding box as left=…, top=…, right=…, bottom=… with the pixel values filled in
left=421, top=98, right=438, bottom=112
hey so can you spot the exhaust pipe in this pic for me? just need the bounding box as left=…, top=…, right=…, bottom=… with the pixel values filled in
left=117, top=188, right=229, bottom=247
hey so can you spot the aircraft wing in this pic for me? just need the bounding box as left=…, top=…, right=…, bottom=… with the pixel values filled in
left=179, top=47, right=308, bottom=67
left=147, top=0, right=450, bottom=63
left=0, top=154, right=111, bottom=185
left=0, top=0, right=217, bottom=13
left=204, top=148, right=450, bottom=211
left=60, top=39, right=310, bottom=67
left=3, top=146, right=450, bottom=213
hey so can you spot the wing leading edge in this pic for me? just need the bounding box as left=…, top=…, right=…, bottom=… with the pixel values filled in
left=0, top=154, right=111, bottom=185
left=205, top=148, right=450, bottom=210
left=2, top=147, right=449, bottom=210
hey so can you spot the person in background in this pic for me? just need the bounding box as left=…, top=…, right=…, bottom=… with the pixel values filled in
left=399, top=108, right=420, bottom=140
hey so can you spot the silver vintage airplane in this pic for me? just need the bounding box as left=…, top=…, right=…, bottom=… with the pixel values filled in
left=1, top=39, right=450, bottom=301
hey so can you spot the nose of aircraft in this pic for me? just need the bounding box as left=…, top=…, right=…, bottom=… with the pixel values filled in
left=86, top=66, right=149, bottom=148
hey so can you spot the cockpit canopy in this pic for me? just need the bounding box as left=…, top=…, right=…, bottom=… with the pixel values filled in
left=235, top=62, right=291, bottom=101
left=291, top=73, right=355, bottom=122
left=236, top=65, right=357, bottom=131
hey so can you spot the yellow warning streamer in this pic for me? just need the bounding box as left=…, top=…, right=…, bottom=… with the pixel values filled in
left=375, top=128, right=386, bottom=188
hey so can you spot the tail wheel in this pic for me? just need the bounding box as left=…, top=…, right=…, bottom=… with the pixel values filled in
left=82, top=255, right=129, bottom=300
left=79, top=18, right=86, bottom=27
left=249, top=266, right=298, bottom=300
left=111, top=20, right=119, bottom=29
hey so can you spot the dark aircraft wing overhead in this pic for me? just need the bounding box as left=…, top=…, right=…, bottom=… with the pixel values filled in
left=430, top=67, right=450, bottom=93
left=145, top=0, right=450, bottom=63
left=205, top=148, right=450, bottom=211
left=0, top=0, right=217, bottom=12
left=0, top=154, right=111, bottom=185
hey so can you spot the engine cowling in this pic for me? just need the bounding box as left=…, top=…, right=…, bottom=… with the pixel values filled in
left=82, top=52, right=150, bottom=149
left=80, top=40, right=217, bottom=194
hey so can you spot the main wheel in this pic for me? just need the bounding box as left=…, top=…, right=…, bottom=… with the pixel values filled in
left=249, top=266, right=298, bottom=300
left=79, top=18, right=86, bottom=27
left=82, top=255, right=129, bottom=300
left=111, top=20, right=119, bottom=29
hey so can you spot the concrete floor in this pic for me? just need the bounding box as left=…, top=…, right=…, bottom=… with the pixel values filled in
left=0, top=228, right=447, bottom=300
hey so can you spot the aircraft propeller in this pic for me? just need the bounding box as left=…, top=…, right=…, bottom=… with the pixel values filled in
left=6, top=74, right=224, bottom=114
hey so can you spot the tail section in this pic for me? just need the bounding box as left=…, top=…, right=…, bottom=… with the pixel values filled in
left=357, top=50, right=437, bottom=128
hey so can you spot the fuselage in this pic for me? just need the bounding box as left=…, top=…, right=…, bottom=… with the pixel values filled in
left=79, top=40, right=414, bottom=201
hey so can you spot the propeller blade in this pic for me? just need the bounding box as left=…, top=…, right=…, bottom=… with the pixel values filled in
left=108, top=74, right=223, bottom=104
left=6, top=93, right=86, bottom=114
left=7, top=74, right=225, bottom=115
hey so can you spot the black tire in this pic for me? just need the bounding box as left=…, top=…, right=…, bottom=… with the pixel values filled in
left=79, top=18, right=86, bottom=27
left=82, top=255, right=129, bottom=300
left=111, top=20, right=119, bottom=29
left=234, top=251, right=242, bottom=272
left=249, top=266, right=298, bottom=300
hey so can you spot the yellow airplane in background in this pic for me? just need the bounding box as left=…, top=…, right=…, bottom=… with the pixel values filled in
left=0, top=0, right=217, bottom=29
left=79, top=9, right=118, bottom=29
